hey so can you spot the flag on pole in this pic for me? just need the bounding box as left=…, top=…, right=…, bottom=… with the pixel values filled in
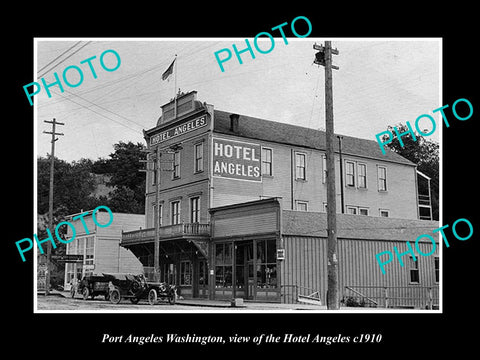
left=162, top=59, right=175, bottom=81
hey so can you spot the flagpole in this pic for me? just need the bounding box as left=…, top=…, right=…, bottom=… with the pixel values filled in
left=174, top=54, right=178, bottom=119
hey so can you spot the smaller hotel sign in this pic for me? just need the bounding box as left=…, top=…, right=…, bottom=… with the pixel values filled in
left=150, top=115, right=208, bottom=146
left=213, top=137, right=261, bottom=182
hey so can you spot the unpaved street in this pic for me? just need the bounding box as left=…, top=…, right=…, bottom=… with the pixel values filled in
left=36, top=294, right=206, bottom=311
left=35, top=293, right=329, bottom=311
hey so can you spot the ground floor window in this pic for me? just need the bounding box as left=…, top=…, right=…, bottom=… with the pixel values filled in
left=65, top=263, right=75, bottom=285
left=180, top=260, right=192, bottom=285
left=64, top=263, right=85, bottom=289
left=161, top=263, right=176, bottom=284
left=213, top=239, right=279, bottom=300
left=199, top=260, right=208, bottom=287
left=256, top=239, right=277, bottom=289
left=215, top=243, right=233, bottom=288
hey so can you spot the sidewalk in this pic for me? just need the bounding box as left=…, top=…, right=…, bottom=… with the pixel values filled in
left=176, top=297, right=328, bottom=310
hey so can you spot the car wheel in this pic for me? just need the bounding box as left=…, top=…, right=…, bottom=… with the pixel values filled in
left=148, top=289, right=158, bottom=305
left=110, top=289, right=121, bottom=304
left=82, top=287, right=90, bottom=300
left=168, top=291, right=176, bottom=305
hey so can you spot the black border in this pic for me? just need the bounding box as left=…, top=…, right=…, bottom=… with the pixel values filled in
left=7, top=5, right=478, bottom=355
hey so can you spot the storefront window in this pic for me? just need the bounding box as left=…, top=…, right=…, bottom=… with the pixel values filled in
left=215, top=243, right=233, bottom=288
left=161, top=263, right=176, bottom=284
left=199, top=261, right=208, bottom=286
left=256, top=239, right=277, bottom=288
left=180, top=261, right=192, bottom=285
left=76, top=267, right=83, bottom=282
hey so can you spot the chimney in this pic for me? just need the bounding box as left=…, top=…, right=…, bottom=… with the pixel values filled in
left=230, top=113, right=240, bottom=133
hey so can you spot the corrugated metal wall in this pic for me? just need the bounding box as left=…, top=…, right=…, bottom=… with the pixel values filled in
left=281, top=235, right=439, bottom=308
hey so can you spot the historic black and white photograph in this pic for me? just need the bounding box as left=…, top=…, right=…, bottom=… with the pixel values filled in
left=31, top=38, right=443, bottom=312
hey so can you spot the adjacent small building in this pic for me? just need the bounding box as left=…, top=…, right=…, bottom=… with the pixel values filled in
left=63, top=210, right=144, bottom=290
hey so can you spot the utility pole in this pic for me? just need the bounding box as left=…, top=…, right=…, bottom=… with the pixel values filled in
left=140, top=147, right=161, bottom=282
left=338, top=135, right=345, bottom=214
left=141, top=143, right=181, bottom=282
left=314, top=41, right=339, bottom=309
left=154, top=146, right=161, bottom=282
left=43, top=118, right=64, bottom=295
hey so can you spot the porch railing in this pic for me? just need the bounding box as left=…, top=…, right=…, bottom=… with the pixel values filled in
left=343, top=285, right=439, bottom=309
left=281, top=285, right=323, bottom=305
left=282, top=285, right=439, bottom=309
left=122, top=223, right=210, bottom=245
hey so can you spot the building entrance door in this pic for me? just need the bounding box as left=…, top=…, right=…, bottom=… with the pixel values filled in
left=198, top=259, right=209, bottom=298
left=235, top=241, right=254, bottom=300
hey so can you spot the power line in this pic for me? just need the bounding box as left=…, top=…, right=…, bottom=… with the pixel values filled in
left=37, top=55, right=172, bottom=110
left=51, top=90, right=142, bottom=132
left=62, top=88, right=147, bottom=129
left=38, top=41, right=82, bottom=74
left=38, top=41, right=91, bottom=78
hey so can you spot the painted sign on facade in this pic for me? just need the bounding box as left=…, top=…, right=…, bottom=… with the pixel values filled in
left=150, top=115, right=208, bottom=146
left=212, top=137, right=261, bottom=182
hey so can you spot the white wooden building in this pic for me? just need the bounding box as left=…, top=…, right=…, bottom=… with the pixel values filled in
left=63, top=210, right=144, bottom=290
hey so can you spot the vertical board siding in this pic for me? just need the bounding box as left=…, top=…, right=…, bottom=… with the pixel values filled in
left=281, top=236, right=326, bottom=304
left=214, top=211, right=277, bottom=238
left=281, top=235, right=439, bottom=307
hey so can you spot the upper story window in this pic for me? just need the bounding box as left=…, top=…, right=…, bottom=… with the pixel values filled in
left=359, top=207, right=369, bottom=215
left=378, top=166, right=387, bottom=191
left=358, top=163, right=367, bottom=188
left=173, top=151, right=181, bottom=179
left=295, top=152, right=306, bottom=180
left=346, top=206, right=369, bottom=215
left=194, top=143, right=203, bottom=173
left=171, top=200, right=181, bottom=225
left=190, top=196, right=200, bottom=223
left=346, top=206, right=357, bottom=215
left=295, top=200, right=308, bottom=211
left=345, top=161, right=355, bottom=187
left=68, top=236, right=94, bottom=266
left=262, top=148, right=273, bottom=176
left=149, top=154, right=157, bottom=186
left=85, top=236, right=94, bottom=265
left=322, top=155, right=327, bottom=183
left=152, top=203, right=163, bottom=227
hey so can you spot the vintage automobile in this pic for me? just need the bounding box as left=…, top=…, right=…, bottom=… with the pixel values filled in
left=72, top=275, right=110, bottom=300
left=102, top=273, right=176, bottom=305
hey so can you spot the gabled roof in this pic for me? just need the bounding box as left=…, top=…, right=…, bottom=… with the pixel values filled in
left=213, top=109, right=415, bottom=166
left=282, top=210, right=439, bottom=242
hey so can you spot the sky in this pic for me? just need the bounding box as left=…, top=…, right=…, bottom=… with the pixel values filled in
left=34, top=38, right=441, bottom=163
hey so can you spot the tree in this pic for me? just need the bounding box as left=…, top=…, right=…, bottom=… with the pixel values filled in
left=382, top=123, right=439, bottom=220
left=36, top=141, right=147, bottom=290
left=37, top=156, right=102, bottom=216
left=94, top=141, right=146, bottom=214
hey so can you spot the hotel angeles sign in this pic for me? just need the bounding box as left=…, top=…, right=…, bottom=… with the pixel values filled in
left=150, top=115, right=208, bottom=146
left=213, top=137, right=261, bottom=182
